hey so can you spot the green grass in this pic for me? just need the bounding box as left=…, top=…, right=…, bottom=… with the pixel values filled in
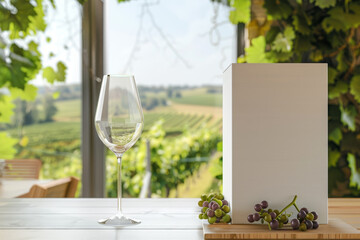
left=170, top=88, right=222, bottom=107
left=54, top=99, right=81, bottom=121
left=6, top=121, right=81, bottom=146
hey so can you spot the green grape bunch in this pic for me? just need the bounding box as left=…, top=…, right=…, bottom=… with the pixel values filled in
left=198, top=192, right=231, bottom=224
left=247, top=195, right=319, bottom=231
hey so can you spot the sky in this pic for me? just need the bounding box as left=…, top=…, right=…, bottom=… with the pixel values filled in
left=33, top=0, right=236, bottom=86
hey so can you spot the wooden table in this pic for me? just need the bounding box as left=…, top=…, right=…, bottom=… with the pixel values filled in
left=0, top=198, right=358, bottom=240
left=0, top=179, right=51, bottom=198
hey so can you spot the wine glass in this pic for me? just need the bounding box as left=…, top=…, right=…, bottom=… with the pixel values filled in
left=95, top=75, right=144, bottom=226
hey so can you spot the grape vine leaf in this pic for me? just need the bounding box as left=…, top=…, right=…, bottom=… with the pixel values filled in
left=329, top=150, right=340, bottom=167
left=328, top=67, right=337, bottom=84
left=323, top=4, right=360, bottom=32
left=0, top=132, right=17, bottom=159
left=28, top=0, right=46, bottom=33
left=350, top=75, right=360, bottom=104
left=263, top=0, right=292, bottom=20
left=19, top=136, right=29, bottom=147
left=10, top=84, right=38, bottom=101
left=311, top=0, right=336, bottom=9
left=336, top=51, right=348, bottom=72
left=329, top=127, right=342, bottom=145
left=348, top=153, right=360, bottom=190
left=272, top=27, right=295, bottom=52
left=43, top=61, right=67, bottom=83
left=340, top=105, right=357, bottom=131
left=0, top=1, right=36, bottom=37
left=293, top=14, right=311, bottom=35
left=329, top=81, right=348, bottom=99
left=52, top=91, right=60, bottom=99
left=229, top=0, right=251, bottom=24
left=0, top=96, right=15, bottom=123
left=246, top=36, right=273, bottom=63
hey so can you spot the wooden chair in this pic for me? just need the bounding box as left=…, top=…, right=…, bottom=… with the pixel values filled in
left=4, top=159, right=42, bottom=179
left=26, top=177, right=79, bottom=198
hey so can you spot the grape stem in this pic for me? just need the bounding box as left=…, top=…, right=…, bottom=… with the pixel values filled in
left=293, top=203, right=300, bottom=213
left=276, top=195, right=298, bottom=220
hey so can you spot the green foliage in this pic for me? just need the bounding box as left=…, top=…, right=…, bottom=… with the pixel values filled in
left=350, top=76, right=360, bottom=103
left=0, top=0, right=70, bottom=158
left=234, top=0, right=360, bottom=196
left=0, top=132, right=17, bottom=159
left=106, top=121, right=221, bottom=197
left=245, top=36, right=273, bottom=63
left=0, top=96, right=15, bottom=123
left=42, top=61, right=67, bottom=83
left=229, top=0, right=251, bottom=24
left=348, top=153, right=360, bottom=190
left=311, top=0, right=336, bottom=9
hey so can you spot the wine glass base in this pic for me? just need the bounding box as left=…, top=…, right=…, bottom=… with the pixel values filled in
left=98, top=214, right=141, bottom=226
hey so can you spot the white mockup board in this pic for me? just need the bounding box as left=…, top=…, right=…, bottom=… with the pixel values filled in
left=223, top=63, right=328, bottom=224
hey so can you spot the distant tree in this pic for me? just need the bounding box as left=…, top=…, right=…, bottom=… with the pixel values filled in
left=43, top=95, right=58, bottom=122
left=167, top=89, right=173, bottom=98
left=175, top=92, right=182, bottom=98
left=13, top=99, right=39, bottom=126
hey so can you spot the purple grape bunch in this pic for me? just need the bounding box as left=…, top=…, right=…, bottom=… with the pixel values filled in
left=198, top=192, right=231, bottom=224
left=247, top=195, right=320, bottom=232
left=291, top=208, right=319, bottom=231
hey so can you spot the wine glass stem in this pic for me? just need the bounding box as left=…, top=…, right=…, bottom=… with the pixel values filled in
left=117, top=156, right=122, bottom=215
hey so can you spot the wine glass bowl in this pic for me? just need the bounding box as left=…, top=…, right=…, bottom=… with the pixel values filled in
left=95, top=75, right=144, bottom=226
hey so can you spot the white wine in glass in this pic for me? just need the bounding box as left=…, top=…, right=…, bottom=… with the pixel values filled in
left=95, top=75, right=144, bottom=226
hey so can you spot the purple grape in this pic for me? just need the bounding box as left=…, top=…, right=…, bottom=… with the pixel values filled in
left=261, top=200, right=268, bottom=209
left=247, top=214, right=254, bottom=223
left=300, top=208, right=309, bottom=214
left=202, top=201, right=209, bottom=208
left=297, top=210, right=307, bottom=220
left=207, top=209, right=215, bottom=217
left=253, top=213, right=260, bottom=221
left=311, top=211, right=318, bottom=221
left=291, top=219, right=300, bottom=230
left=254, top=204, right=262, bottom=212
left=270, top=212, right=277, bottom=220
left=208, top=201, right=214, bottom=209
left=212, top=203, right=220, bottom=210
left=283, top=219, right=288, bottom=224
left=312, top=221, right=319, bottom=229
left=216, top=217, right=221, bottom=223
left=222, top=200, right=229, bottom=206
left=270, top=219, right=279, bottom=229
left=305, top=220, right=313, bottom=229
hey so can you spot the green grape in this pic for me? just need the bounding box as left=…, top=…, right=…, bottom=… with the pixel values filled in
left=216, top=193, right=224, bottom=200
left=222, top=205, right=230, bottom=213
left=261, top=218, right=264, bottom=224
left=208, top=216, right=216, bottom=224
left=199, top=213, right=203, bottom=219
left=268, top=209, right=273, bottom=213
left=202, top=207, right=208, bottom=213
left=207, top=193, right=215, bottom=201
left=214, top=199, right=223, bottom=207
left=221, top=214, right=231, bottom=223
left=299, top=223, right=307, bottom=231
left=274, top=210, right=280, bottom=215
left=306, top=213, right=314, bottom=221
left=264, top=214, right=272, bottom=223
left=215, top=209, right=223, bottom=218
left=198, top=201, right=204, bottom=207
left=202, top=213, right=209, bottom=219
left=280, top=215, right=288, bottom=223
left=201, top=194, right=207, bottom=201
